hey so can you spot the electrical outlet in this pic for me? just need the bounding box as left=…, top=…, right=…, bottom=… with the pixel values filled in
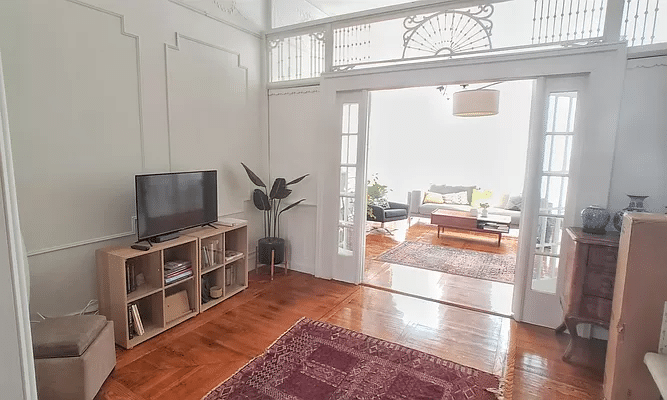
left=131, top=216, right=137, bottom=233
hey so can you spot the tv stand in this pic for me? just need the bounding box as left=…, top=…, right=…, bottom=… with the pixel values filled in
left=96, top=221, right=248, bottom=349
left=150, top=232, right=180, bottom=243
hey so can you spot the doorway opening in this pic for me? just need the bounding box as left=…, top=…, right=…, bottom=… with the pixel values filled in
left=362, top=80, right=534, bottom=316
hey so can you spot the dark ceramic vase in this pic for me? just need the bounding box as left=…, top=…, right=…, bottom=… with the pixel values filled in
left=612, top=195, right=648, bottom=231
left=258, top=237, right=285, bottom=264
left=581, top=205, right=610, bottom=234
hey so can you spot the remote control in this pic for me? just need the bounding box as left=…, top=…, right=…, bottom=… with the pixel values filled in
left=131, top=244, right=150, bottom=251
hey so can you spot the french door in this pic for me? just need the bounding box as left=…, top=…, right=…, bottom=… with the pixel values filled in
left=335, top=91, right=370, bottom=283
left=515, top=76, right=586, bottom=328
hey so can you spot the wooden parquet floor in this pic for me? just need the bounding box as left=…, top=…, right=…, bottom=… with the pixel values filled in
left=364, top=219, right=516, bottom=316
left=95, top=269, right=606, bottom=400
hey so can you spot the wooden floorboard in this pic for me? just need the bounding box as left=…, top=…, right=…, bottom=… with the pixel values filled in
left=364, top=219, right=515, bottom=316
left=95, top=270, right=604, bottom=400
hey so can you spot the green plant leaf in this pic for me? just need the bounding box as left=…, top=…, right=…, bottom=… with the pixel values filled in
left=286, top=174, right=309, bottom=185
left=252, top=189, right=271, bottom=210
left=269, top=178, right=287, bottom=199
left=280, top=198, right=305, bottom=214
left=241, top=162, right=266, bottom=188
left=274, top=187, right=292, bottom=200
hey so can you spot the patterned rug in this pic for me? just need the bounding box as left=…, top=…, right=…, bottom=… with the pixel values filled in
left=203, top=318, right=501, bottom=400
left=377, top=241, right=516, bottom=284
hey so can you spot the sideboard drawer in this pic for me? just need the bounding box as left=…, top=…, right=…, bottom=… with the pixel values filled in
left=583, top=267, right=615, bottom=299
left=579, top=295, right=612, bottom=323
left=587, top=245, right=618, bottom=268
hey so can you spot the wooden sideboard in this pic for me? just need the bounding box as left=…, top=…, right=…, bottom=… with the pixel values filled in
left=558, top=227, right=620, bottom=361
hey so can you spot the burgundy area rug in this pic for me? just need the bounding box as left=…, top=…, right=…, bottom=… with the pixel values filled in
left=377, top=241, right=516, bottom=284
left=203, top=318, right=501, bottom=400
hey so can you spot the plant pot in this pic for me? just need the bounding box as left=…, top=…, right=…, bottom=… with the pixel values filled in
left=258, top=237, right=285, bottom=265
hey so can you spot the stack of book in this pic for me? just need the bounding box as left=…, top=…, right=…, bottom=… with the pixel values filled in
left=225, top=250, right=242, bottom=262
left=164, top=260, right=193, bottom=285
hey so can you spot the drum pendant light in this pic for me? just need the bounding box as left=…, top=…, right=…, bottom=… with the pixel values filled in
left=452, top=89, right=500, bottom=117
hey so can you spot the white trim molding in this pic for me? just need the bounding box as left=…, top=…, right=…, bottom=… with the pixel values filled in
left=268, top=87, right=320, bottom=96
left=169, top=0, right=262, bottom=38
left=65, top=0, right=146, bottom=170
left=0, top=51, right=37, bottom=400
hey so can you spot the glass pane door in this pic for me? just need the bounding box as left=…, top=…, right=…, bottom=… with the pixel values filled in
left=531, top=92, right=578, bottom=294
left=516, top=76, right=585, bottom=329
left=336, top=92, right=369, bottom=283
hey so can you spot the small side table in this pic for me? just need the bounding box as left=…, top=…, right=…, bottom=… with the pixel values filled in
left=255, top=245, right=288, bottom=280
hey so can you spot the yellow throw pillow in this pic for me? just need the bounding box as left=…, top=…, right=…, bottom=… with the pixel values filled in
left=471, top=189, right=493, bottom=208
left=423, top=191, right=444, bottom=204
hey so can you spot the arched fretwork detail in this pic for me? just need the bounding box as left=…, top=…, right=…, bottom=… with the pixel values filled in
left=402, top=5, right=494, bottom=58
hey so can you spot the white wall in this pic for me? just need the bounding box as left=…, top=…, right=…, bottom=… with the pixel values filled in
left=367, top=81, right=533, bottom=203
left=0, top=0, right=266, bottom=317
left=267, top=87, right=320, bottom=274
left=608, top=55, right=667, bottom=214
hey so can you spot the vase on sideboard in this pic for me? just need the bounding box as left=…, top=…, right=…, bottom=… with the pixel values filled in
left=581, top=205, right=610, bottom=234
left=612, top=195, right=648, bottom=231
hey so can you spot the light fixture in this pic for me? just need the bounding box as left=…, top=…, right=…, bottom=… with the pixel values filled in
left=452, top=84, right=500, bottom=117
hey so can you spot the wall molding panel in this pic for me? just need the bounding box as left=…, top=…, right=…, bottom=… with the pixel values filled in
left=66, top=0, right=146, bottom=170
left=12, top=0, right=145, bottom=255
left=165, top=33, right=251, bottom=217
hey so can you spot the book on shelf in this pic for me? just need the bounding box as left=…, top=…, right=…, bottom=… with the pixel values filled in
left=480, top=224, right=509, bottom=233
left=127, top=305, right=135, bottom=339
left=225, top=265, right=235, bottom=286
left=130, top=304, right=144, bottom=336
left=225, top=250, right=242, bottom=261
left=202, top=246, right=211, bottom=268
left=165, top=268, right=193, bottom=285
left=126, top=262, right=136, bottom=294
left=164, top=265, right=190, bottom=277
left=164, top=260, right=191, bottom=271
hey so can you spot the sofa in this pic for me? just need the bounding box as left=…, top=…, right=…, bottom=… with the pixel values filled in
left=408, top=184, right=522, bottom=227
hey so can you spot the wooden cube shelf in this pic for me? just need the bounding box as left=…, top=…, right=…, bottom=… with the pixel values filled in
left=96, top=221, right=248, bottom=349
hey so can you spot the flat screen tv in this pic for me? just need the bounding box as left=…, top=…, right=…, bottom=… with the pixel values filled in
left=135, top=170, right=218, bottom=242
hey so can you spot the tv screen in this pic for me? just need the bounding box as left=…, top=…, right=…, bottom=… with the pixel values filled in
left=135, top=170, right=218, bottom=241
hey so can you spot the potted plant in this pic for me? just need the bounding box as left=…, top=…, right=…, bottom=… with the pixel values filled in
left=367, top=174, right=390, bottom=219
left=479, top=202, right=490, bottom=217
left=241, top=163, right=308, bottom=265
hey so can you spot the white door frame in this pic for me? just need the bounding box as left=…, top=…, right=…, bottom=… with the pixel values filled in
left=0, top=52, right=37, bottom=399
left=334, top=91, right=370, bottom=284
left=315, top=44, right=628, bottom=321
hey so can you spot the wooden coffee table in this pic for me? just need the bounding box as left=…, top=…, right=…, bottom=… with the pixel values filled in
left=430, top=209, right=512, bottom=246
